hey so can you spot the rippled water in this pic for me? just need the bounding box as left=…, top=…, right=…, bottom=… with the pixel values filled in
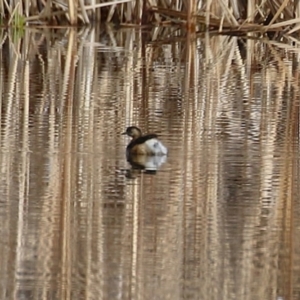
left=0, top=28, right=299, bottom=300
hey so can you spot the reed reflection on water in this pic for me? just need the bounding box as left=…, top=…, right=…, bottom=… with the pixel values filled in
left=0, top=28, right=299, bottom=300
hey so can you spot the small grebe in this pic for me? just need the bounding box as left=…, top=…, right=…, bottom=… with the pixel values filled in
left=122, top=126, right=168, bottom=156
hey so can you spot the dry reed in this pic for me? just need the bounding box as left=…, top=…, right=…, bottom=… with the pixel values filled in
left=0, top=0, right=300, bottom=34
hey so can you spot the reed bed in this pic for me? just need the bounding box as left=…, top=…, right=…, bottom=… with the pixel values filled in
left=0, top=27, right=300, bottom=298
left=1, top=0, right=300, bottom=34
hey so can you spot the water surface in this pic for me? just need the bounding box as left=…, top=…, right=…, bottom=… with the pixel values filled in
left=0, top=28, right=299, bottom=300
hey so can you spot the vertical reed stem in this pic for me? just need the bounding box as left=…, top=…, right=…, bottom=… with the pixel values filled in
left=68, top=0, right=78, bottom=25
left=187, top=0, right=196, bottom=31
left=0, top=0, right=4, bottom=17
left=24, top=0, right=29, bottom=17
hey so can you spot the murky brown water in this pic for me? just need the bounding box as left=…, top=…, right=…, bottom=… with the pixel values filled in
left=0, top=28, right=299, bottom=300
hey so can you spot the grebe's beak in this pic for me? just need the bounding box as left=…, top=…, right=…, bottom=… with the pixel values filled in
left=121, top=132, right=127, bottom=135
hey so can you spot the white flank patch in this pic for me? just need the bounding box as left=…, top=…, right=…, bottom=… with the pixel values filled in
left=145, top=138, right=168, bottom=155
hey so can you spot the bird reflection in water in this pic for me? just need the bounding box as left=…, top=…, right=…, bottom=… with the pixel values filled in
left=125, top=154, right=167, bottom=179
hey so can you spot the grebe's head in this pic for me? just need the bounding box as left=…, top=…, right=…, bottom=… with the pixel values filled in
left=122, top=126, right=142, bottom=139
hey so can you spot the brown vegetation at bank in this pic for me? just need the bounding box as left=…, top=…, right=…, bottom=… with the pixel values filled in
left=1, top=0, right=300, bottom=34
